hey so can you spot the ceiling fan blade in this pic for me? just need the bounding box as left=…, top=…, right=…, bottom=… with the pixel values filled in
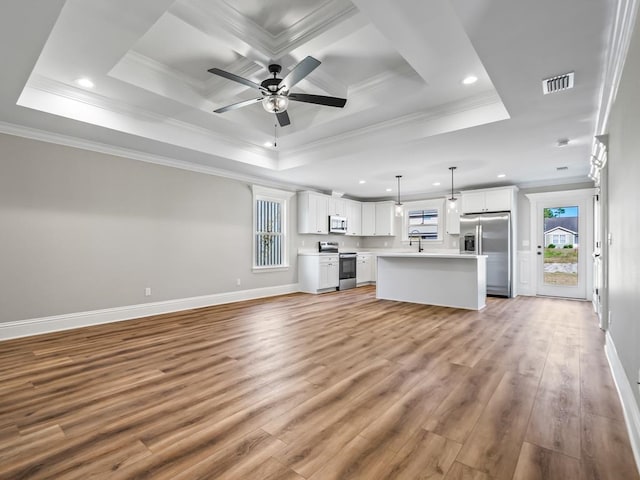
left=288, top=93, right=347, bottom=108
left=208, top=68, right=267, bottom=93
left=278, top=56, right=321, bottom=92
left=214, top=97, right=263, bottom=113
left=276, top=110, right=291, bottom=127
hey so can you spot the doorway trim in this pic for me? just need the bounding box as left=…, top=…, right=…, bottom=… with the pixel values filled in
left=526, top=188, right=596, bottom=299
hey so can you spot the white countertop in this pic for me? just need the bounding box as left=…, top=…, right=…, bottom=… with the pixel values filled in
left=297, top=251, right=374, bottom=256
left=376, top=252, right=487, bottom=259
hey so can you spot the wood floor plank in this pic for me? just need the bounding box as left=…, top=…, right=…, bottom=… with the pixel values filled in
left=512, top=442, right=581, bottom=480
left=0, top=288, right=636, bottom=480
left=443, top=462, right=492, bottom=480
left=423, top=358, right=507, bottom=443
left=581, top=413, right=638, bottom=480
left=375, top=429, right=462, bottom=479
left=456, top=371, right=540, bottom=480
left=525, top=342, right=581, bottom=458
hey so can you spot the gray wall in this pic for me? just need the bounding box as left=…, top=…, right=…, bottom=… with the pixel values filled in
left=607, top=9, right=640, bottom=409
left=0, top=133, right=298, bottom=323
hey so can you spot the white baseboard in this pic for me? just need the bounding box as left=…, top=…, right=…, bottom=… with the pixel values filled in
left=0, top=284, right=300, bottom=341
left=605, top=332, right=640, bottom=475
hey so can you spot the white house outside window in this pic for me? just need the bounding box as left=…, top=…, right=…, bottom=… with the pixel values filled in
left=252, top=186, right=294, bottom=270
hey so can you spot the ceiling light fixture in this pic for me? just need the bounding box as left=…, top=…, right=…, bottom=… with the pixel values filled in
left=262, top=94, right=289, bottom=113
left=448, top=166, right=458, bottom=207
left=359, top=180, right=366, bottom=184
left=432, top=182, right=441, bottom=186
left=462, top=75, right=478, bottom=85
left=76, top=77, right=94, bottom=89
left=385, top=188, right=392, bottom=192
left=395, top=175, right=403, bottom=217
left=497, top=173, right=506, bottom=178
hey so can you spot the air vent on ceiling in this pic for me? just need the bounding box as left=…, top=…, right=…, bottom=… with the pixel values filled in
left=542, top=72, right=574, bottom=94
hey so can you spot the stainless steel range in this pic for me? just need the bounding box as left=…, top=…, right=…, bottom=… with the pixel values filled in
left=318, top=241, right=357, bottom=290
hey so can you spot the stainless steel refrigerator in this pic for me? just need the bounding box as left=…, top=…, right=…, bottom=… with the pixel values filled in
left=459, top=212, right=512, bottom=297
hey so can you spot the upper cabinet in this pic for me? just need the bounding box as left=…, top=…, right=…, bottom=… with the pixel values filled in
left=298, top=192, right=394, bottom=236
left=362, top=201, right=395, bottom=236
left=298, top=191, right=329, bottom=234
left=328, top=197, right=347, bottom=216
left=346, top=200, right=362, bottom=236
left=461, top=187, right=518, bottom=214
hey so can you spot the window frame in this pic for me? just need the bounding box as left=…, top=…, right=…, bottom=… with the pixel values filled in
left=401, top=198, right=445, bottom=244
left=252, top=186, right=294, bottom=272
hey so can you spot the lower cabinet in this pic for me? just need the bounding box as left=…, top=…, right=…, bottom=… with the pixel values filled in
left=299, top=255, right=339, bottom=293
left=356, top=254, right=376, bottom=284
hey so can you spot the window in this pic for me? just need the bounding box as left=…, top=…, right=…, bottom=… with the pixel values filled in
left=402, top=199, right=444, bottom=242
left=252, top=186, right=294, bottom=270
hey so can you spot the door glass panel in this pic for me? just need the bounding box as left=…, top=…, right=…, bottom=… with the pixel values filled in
left=543, top=206, right=578, bottom=286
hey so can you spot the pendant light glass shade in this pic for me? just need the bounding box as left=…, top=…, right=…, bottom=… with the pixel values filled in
left=395, top=175, right=403, bottom=217
left=448, top=167, right=457, bottom=207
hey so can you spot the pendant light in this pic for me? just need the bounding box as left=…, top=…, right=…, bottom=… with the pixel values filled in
left=395, top=175, right=404, bottom=217
left=448, top=167, right=457, bottom=208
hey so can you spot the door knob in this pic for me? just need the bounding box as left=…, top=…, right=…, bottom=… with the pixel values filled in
left=537, top=252, right=542, bottom=255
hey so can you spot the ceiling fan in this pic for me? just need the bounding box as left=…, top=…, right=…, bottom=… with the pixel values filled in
left=208, top=56, right=347, bottom=127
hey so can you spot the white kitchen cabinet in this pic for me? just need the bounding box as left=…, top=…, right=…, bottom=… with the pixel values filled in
left=361, top=202, right=376, bottom=236
left=328, top=197, right=347, bottom=216
left=298, top=254, right=339, bottom=293
left=446, top=199, right=460, bottom=235
left=356, top=253, right=375, bottom=284
left=362, top=201, right=395, bottom=236
left=375, top=201, right=395, bottom=236
left=298, top=191, right=329, bottom=234
left=461, top=187, right=516, bottom=214
left=346, top=199, right=362, bottom=236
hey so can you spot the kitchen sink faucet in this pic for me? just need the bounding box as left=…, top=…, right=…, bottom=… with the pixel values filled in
left=409, top=235, right=423, bottom=252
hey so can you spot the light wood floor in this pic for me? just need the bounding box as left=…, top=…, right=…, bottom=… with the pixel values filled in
left=0, top=287, right=638, bottom=480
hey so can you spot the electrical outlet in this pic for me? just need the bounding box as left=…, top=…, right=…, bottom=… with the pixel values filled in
left=453, top=240, right=458, bottom=248
left=236, top=278, right=241, bottom=286
left=356, top=242, right=360, bottom=247
left=145, top=287, right=151, bottom=297
left=384, top=242, right=388, bottom=247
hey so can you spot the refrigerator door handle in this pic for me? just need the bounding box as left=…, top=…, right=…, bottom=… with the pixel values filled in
left=476, top=224, right=482, bottom=254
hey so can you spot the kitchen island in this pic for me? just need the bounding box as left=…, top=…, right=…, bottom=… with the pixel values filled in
left=376, top=253, right=487, bottom=310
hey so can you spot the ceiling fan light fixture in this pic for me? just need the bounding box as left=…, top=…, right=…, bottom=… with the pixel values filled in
left=262, top=95, right=289, bottom=113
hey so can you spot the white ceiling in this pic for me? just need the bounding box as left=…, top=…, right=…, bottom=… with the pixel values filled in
left=1, top=0, right=614, bottom=199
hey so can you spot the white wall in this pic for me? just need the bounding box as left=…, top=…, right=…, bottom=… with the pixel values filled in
left=0, top=133, right=298, bottom=323
left=607, top=8, right=640, bottom=411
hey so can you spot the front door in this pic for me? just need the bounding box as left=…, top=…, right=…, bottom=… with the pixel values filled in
left=535, top=197, right=589, bottom=299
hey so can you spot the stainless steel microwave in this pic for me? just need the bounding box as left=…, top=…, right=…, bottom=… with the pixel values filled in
left=329, top=215, right=348, bottom=234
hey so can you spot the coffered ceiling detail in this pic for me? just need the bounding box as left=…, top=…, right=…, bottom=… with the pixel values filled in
left=2, top=0, right=615, bottom=197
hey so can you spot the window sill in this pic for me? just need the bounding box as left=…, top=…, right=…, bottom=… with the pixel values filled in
left=252, top=266, right=290, bottom=273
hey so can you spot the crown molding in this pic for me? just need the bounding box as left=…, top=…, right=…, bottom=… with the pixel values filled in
left=594, top=0, right=640, bottom=135
left=22, top=75, right=275, bottom=164
left=280, top=90, right=506, bottom=162
left=0, top=121, right=311, bottom=192
left=174, top=0, right=357, bottom=59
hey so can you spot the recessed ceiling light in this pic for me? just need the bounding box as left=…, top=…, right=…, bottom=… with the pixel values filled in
left=385, top=188, right=392, bottom=192
left=432, top=182, right=441, bottom=186
left=556, top=138, right=570, bottom=147
left=264, top=141, right=273, bottom=147
left=462, top=75, right=478, bottom=85
left=359, top=180, right=366, bottom=184
left=76, top=77, right=94, bottom=89
left=497, top=174, right=506, bottom=178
